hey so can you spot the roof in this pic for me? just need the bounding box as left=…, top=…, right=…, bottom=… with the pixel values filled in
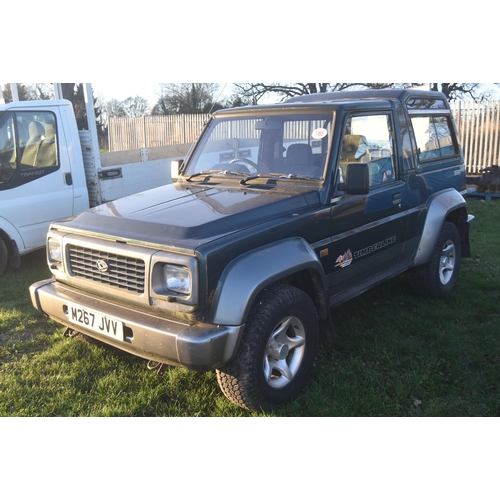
left=214, top=89, right=449, bottom=117
left=0, top=99, right=72, bottom=111
left=285, top=88, right=446, bottom=104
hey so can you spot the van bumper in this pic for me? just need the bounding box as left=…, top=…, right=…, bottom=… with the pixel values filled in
left=30, top=278, right=243, bottom=372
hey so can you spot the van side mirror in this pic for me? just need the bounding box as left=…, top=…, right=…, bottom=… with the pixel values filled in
left=340, top=163, right=369, bottom=195
left=171, top=159, right=184, bottom=182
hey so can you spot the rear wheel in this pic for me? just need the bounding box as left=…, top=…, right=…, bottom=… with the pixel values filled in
left=411, top=222, right=461, bottom=298
left=216, top=284, right=319, bottom=411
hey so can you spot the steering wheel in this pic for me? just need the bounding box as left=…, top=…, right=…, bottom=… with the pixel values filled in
left=230, top=158, right=258, bottom=174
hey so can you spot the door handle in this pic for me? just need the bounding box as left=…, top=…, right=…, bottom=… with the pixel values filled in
left=393, top=192, right=402, bottom=207
left=65, top=173, right=73, bottom=186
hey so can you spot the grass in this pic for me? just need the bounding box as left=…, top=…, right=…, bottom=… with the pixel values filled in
left=0, top=199, right=499, bottom=417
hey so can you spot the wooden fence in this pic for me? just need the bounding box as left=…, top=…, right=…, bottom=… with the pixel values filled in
left=108, top=103, right=500, bottom=174
left=108, top=114, right=208, bottom=152
left=450, top=101, right=500, bottom=174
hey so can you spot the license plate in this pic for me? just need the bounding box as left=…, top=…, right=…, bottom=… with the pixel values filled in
left=65, top=303, right=124, bottom=341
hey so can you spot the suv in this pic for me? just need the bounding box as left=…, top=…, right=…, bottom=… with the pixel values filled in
left=30, top=89, right=474, bottom=411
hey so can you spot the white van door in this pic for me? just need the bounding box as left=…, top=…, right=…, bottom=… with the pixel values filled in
left=0, top=109, right=74, bottom=252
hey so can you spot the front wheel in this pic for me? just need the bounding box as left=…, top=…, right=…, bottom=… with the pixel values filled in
left=411, top=221, right=461, bottom=298
left=216, top=284, right=319, bottom=411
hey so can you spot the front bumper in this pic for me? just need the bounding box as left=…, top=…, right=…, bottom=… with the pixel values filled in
left=30, top=278, right=244, bottom=372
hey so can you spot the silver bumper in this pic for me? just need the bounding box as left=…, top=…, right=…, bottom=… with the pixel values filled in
left=30, top=278, right=243, bottom=372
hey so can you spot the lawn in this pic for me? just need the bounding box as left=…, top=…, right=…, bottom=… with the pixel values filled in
left=1, top=198, right=499, bottom=417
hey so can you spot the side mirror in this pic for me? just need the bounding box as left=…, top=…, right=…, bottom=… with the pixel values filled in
left=171, top=159, right=184, bottom=182
left=340, top=163, right=369, bottom=195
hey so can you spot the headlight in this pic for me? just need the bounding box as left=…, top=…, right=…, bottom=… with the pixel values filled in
left=48, top=238, right=62, bottom=263
left=164, top=264, right=191, bottom=295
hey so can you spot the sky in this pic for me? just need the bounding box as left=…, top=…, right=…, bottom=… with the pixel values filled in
left=90, top=82, right=499, bottom=109
left=92, top=82, right=162, bottom=106
left=4, top=83, right=498, bottom=107
left=91, top=82, right=235, bottom=108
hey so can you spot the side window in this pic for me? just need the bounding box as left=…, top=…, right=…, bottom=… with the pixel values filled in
left=17, top=111, right=58, bottom=168
left=0, top=110, right=59, bottom=190
left=411, top=115, right=458, bottom=162
left=0, top=113, right=17, bottom=184
left=338, top=114, right=395, bottom=188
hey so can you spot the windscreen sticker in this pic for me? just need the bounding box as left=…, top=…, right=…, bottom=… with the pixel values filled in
left=312, top=128, right=328, bottom=140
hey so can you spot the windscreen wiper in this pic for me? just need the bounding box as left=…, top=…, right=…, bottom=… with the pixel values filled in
left=187, top=170, right=251, bottom=182
left=240, top=173, right=322, bottom=185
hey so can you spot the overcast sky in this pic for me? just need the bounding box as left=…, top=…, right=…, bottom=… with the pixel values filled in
left=90, top=82, right=499, bottom=108
left=92, top=82, right=162, bottom=105
left=91, top=83, right=235, bottom=107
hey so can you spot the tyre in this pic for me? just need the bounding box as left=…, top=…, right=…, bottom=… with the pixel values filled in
left=0, top=238, right=8, bottom=276
left=411, top=222, right=461, bottom=298
left=216, top=284, right=319, bottom=411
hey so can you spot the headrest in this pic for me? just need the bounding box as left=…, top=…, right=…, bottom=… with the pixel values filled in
left=287, top=143, right=312, bottom=165
left=28, top=121, right=44, bottom=139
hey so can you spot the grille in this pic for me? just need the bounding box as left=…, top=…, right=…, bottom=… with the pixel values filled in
left=68, top=245, right=146, bottom=293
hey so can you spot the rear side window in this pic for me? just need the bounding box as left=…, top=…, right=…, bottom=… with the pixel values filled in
left=411, top=115, right=458, bottom=162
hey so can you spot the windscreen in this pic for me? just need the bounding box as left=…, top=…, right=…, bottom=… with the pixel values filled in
left=185, top=112, right=334, bottom=180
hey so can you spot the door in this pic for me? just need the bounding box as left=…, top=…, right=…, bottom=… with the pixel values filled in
left=0, top=109, right=74, bottom=252
left=328, top=112, right=409, bottom=303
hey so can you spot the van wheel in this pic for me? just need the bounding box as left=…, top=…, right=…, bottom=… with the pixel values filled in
left=0, top=238, right=8, bottom=276
left=411, top=222, right=461, bottom=298
left=216, top=284, right=319, bottom=411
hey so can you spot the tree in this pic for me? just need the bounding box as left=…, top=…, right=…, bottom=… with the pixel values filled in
left=430, top=83, right=495, bottom=101
left=60, top=83, right=76, bottom=102
left=96, top=98, right=125, bottom=140
left=1, top=83, right=28, bottom=102
left=1, top=83, right=53, bottom=102
left=123, top=96, right=149, bottom=117
left=63, top=83, right=102, bottom=132
left=223, top=92, right=257, bottom=108
left=232, top=83, right=417, bottom=103
left=152, top=83, right=223, bottom=114
left=26, top=83, right=53, bottom=100
left=99, top=96, right=149, bottom=128
left=104, top=98, right=126, bottom=117
left=232, top=83, right=495, bottom=103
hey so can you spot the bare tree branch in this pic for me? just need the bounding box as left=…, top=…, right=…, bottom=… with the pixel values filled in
left=231, top=83, right=421, bottom=104
left=430, top=83, right=492, bottom=101
left=152, top=83, right=221, bottom=115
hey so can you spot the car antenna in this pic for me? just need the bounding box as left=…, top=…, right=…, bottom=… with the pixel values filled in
left=208, top=83, right=228, bottom=115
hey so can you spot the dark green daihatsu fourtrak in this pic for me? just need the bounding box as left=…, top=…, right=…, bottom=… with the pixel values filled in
left=30, top=89, right=474, bottom=411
